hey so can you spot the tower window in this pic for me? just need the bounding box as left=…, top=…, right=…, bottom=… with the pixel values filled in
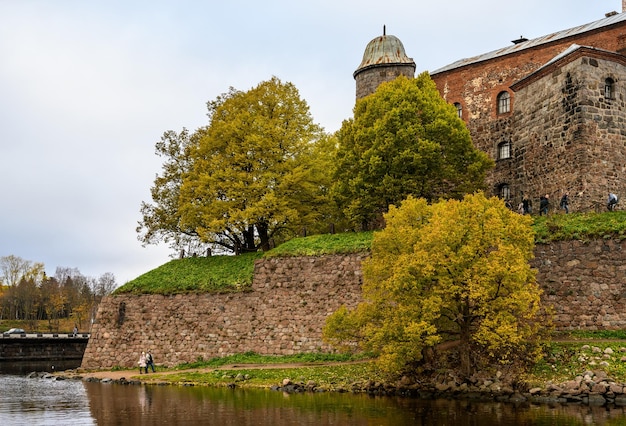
left=497, top=91, right=510, bottom=114
left=498, top=141, right=511, bottom=160
left=605, top=78, right=615, bottom=99
left=454, top=102, right=462, bottom=119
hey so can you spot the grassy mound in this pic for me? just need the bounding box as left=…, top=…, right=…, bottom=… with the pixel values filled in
left=116, top=211, right=626, bottom=295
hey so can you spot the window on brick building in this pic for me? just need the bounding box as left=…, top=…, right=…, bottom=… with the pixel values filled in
left=497, top=140, right=511, bottom=160
left=454, top=102, right=462, bottom=119
left=497, top=91, right=510, bottom=114
left=498, top=184, right=511, bottom=201
left=605, top=78, right=615, bottom=99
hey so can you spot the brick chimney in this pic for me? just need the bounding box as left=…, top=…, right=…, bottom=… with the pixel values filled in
left=624, top=0, right=626, bottom=13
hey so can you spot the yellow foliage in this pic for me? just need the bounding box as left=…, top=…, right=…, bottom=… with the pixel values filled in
left=323, top=192, right=548, bottom=378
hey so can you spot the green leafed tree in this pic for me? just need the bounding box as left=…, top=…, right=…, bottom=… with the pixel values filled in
left=332, top=73, right=493, bottom=230
left=323, top=193, right=548, bottom=378
left=178, top=77, right=329, bottom=253
left=137, top=128, right=212, bottom=256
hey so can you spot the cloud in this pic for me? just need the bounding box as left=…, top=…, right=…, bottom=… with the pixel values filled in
left=0, top=0, right=615, bottom=284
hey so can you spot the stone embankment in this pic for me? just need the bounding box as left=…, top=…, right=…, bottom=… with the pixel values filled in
left=366, top=368, right=626, bottom=407
left=82, top=238, right=626, bottom=369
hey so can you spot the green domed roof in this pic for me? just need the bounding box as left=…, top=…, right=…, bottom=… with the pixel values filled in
left=354, top=31, right=415, bottom=78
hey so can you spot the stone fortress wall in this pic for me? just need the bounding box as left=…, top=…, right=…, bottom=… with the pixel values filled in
left=82, top=239, right=626, bottom=369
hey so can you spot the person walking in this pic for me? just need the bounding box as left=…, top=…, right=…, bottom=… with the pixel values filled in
left=559, top=192, right=569, bottom=214
left=138, top=351, right=147, bottom=374
left=146, top=350, right=155, bottom=373
left=522, top=196, right=532, bottom=215
left=539, top=194, right=549, bottom=216
left=608, top=192, right=618, bottom=211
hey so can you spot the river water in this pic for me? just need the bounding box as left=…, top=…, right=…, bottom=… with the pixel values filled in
left=3, top=374, right=626, bottom=425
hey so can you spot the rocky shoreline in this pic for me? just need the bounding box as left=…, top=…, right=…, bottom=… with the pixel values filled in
left=30, top=342, right=626, bottom=407
left=31, top=366, right=626, bottom=409
left=268, top=369, right=626, bottom=408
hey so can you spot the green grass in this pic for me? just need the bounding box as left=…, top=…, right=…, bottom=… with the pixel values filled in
left=116, top=211, right=626, bottom=295
left=139, top=352, right=377, bottom=390
left=553, top=329, right=626, bottom=340
left=149, top=363, right=377, bottom=390
left=173, top=351, right=367, bottom=370
left=264, top=231, right=374, bottom=258
left=532, top=211, right=626, bottom=243
left=114, top=252, right=263, bottom=295
left=115, top=233, right=372, bottom=295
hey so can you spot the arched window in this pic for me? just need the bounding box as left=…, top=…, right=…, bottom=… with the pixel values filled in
left=498, top=184, right=510, bottom=200
left=454, top=102, right=462, bottom=119
left=605, top=77, right=615, bottom=99
left=497, top=91, right=510, bottom=114
left=497, top=140, right=511, bottom=160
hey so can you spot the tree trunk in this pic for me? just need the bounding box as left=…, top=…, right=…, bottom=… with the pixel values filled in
left=459, top=299, right=472, bottom=377
left=256, top=222, right=271, bottom=252
left=242, top=226, right=256, bottom=252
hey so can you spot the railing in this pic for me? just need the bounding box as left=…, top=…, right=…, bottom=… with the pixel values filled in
left=0, top=333, right=90, bottom=339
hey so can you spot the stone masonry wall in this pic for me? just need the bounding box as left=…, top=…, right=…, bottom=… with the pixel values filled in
left=355, top=64, right=415, bottom=100
left=81, top=254, right=366, bottom=369
left=82, top=240, right=626, bottom=369
left=534, top=239, right=626, bottom=330
left=511, top=55, right=626, bottom=212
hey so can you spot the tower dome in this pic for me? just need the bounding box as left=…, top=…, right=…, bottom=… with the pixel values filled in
left=354, top=27, right=416, bottom=99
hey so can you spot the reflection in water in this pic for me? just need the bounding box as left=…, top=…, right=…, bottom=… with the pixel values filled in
left=84, top=381, right=626, bottom=426
left=0, top=360, right=82, bottom=375
left=3, top=374, right=626, bottom=425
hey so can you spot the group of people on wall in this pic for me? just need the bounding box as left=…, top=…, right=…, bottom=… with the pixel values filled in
left=138, top=350, right=156, bottom=374
left=514, top=192, right=618, bottom=215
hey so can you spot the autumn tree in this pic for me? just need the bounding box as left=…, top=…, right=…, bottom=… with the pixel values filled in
left=332, top=73, right=493, bottom=230
left=0, top=255, right=45, bottom=287
left=137, top=128, right=212, bottom=256
left=323, top=193, right=548, bottom=378
left=178, top=77, right=326, bottom=253
left=0, top=256, right=115, bottom=329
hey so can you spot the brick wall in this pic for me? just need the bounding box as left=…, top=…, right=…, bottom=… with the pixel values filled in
left=430, top=20, right=626, bottom=208
left=81, top=240, right=626, bottom=369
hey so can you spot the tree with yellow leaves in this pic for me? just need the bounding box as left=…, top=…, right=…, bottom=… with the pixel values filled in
left=324, top=193, right=549, bottom=378
left=178, top=77, right=330, bottom=253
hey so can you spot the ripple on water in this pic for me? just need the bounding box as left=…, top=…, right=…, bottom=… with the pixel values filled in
left=0, top=375, right=94, bottom=426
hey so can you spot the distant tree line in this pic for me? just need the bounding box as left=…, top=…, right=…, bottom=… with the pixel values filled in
left=0, top=255, right=116, bottom=331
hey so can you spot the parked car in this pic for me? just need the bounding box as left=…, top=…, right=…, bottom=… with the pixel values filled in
left=3, top=328, right=25, bottom=334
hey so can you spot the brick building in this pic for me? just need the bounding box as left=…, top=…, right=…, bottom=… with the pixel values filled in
left=355, top=5, right=626, bottom=212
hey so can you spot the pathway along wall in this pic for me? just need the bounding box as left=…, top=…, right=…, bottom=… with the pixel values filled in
left=82, top=240, right=626, bottom=369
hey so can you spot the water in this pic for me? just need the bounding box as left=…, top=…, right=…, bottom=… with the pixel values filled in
left=0, top=375, right=94, bottom=425
left=3, top=374, right=626, bottom=425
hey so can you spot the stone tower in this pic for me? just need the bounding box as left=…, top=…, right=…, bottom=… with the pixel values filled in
left=354, top=26, right=416, bottom=100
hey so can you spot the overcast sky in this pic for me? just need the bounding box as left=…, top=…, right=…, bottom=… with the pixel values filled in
left=0, top=1, right=618, bottom=285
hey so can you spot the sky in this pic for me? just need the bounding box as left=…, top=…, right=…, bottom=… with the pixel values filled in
left=0, top=0, right=618, bottom=285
